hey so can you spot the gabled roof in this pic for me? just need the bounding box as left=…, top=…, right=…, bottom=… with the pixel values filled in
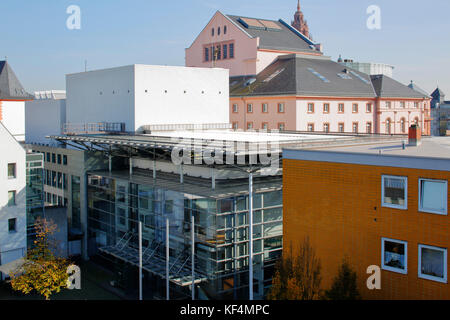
left=407, top=81, right=430, bottom=98
left=225, top=14, right=319, bottom=54
left=370, top=75, right=428, bottom=99
left=0, top=61, right=34, bottom=100
left=230, top=55, right=376, bottom=98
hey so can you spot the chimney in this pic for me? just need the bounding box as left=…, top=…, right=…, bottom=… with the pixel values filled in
left=408, top=124, right=421, bottom=146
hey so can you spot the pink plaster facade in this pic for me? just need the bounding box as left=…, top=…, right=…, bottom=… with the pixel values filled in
left=185, top=11, right=320, bottom=77
left=230, top=96, right=431, bottom=135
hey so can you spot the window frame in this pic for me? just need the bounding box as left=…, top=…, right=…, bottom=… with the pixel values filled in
left=232, top=104, right=238, bottom=113
left=278, top=123, right=285, bottom=131
left=366, top=122, right=372, bottom=134
left=262, top=103, right=268, bottom=113
left=261, top=122, right=269, bottom=130
left=323, top=123, right=330, bottom=133
left=381, top=175, right=408, bottom=210
left=338, top=103, right=345, bottom=113
left=323, top=103, right=330, bottom=114
left=247, top=103, right=253, bottom=113
left=247, top=122, right=254, bottom=130
left=418, top=244, right=447, bottom=283
left=277, top=103, right=285, bottom=113
left=8, top=218, right=17, bottom=233
left=381, top=237, right=408, bottom=274
left=366, top=103, right=372, bottom=113
left=307, top=123, right=314, bottom=132
left=418, top=178, right=448, bottom=215
left=352, top=103, right=359, bottom=113
left=338, top=123, right=344, bottom=133
left=8, top=190, right=16, bottom=207
left=307, top=103, right=314, bottom=114
left=352, top=122, right=359, bottom=133
left=8, top=163, right=16, bottom=179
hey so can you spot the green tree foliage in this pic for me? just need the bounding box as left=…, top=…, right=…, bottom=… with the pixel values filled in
left=324, top=258, right=361, bottom=300
left=10, top=217, right=70, bottom=300
left=268, top=237, right=322, bottom=300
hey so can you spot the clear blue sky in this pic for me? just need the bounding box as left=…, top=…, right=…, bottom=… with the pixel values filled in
left=1, top=0, right=449, bottom=96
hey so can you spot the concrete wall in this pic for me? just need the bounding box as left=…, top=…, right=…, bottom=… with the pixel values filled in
left=66, top=65, right=136, bottom=131
left=66, top=65, right=229, bottom=132
left=25, top=99, right=66, bottom=145
left=0, top=123, right=26, bottom=273
left=1, top=101, right=25, bottom=142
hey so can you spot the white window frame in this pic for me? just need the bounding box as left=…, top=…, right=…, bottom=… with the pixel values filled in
left=418, top=178, right=448, bottom=215
left=232, top=104, right=238, bottom=113
left=381, top=237, right=408, bottom=274
left=381, top=175, right=408, bottom=210
left=418, top=244, right=447, bottom=283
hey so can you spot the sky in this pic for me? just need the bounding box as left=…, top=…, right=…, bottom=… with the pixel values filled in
left=1, top=0, right=449, bottom=96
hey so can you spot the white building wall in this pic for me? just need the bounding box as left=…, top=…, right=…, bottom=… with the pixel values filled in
left=0, top=123, right=26, bottom=276
left=25, top=99, right=66, bottom=145
left=66, top=65, right=136, bottom=131
left=1, top=101, right=25, bottom=142
left=134, top=65, right=229, bottom=130
left=66, top=65, right=229, bottom=132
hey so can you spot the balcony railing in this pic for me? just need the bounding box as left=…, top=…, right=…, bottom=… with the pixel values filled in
left=62, top=122, right=126, bottom=135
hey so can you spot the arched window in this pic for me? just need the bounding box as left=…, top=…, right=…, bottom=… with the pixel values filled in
left=400, top=118, right=406, bottom=133
left=218, top=27, right=221, bottom=35
left=224, top=26, right=227, bottom=34
left=211, top=28, right=214, bottom=36
left=386, top=118, right=392, bottom=134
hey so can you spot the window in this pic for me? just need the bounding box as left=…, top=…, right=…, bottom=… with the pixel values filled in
left=352, top=103, right=358, bottom=113
left=223, top=44, right=228, bottom=59
left=57, top=154, right=61, bottom=164
left=211, top=28, right=214, bottom=36
left=224, top=26, right=227, bottom=34
left=216, top=45, right=221, bottom=60
left=382, top=175, right=407, bottom=209
left=323, top=103, right=330, bottom=113
left=218, top=27, right=221, bottom=35
left=323, top=123, right=330, bottom=133
left=307, top=103, right=314, bottom=113
left=400, top=101, right=406, bottom=108
left=400, top=118, right=406, bottom=133
left=418, top=245, right=447, bottom=283
left=232, top=104, right=238, bottom=113
left=278, top=103, right=285, bottom=113
left=229, top=43, right=234, bottom=58
left=352, top=122, right=358, bottom=133
left=52, top=171, right=57, bottom=187
left=419, top=179, right=447, bottom=215
left=58, top=172, right=62, bottom=189
left=261, top=123, right=268, bottom=130
left=338, top=123, right=344, bottom=133
left=278, top=123, right=285, bottom=131
left=262, top=103, right=268, bottom=113
left=307, top=123, right=314, bottom=132
left=247, top=104, right=253, bottom=113
left=382, top=238, right=408, bottom=274
left=386, top=101, right=391, bottom=109
left=52, top=153, right=56, bottom=163
left=232, top=122, right=238, bottom=130
left=46, top=152, right=50, bottom=162
left=8, top=191, right=16, bottom=207
left=366, top=103, right=372, bottom=113
left=414, top=102, right=419, bottom=109
left=338, top=103, right=344, bottom=113
left=366, top=122, right=372, bottom=134
left=414, top=117, right=419, bottom=126
left=205, top=47, right=209, bottom=62
left=63, top=155, right=68, bottom=165
left=118, top=207, right=126, bottom=226
left=386, top=118, right=392, bottom=134
left=8, top=218, right=16, bottom=233
left=247, top=122, right=253, bottom=130
left=8, top=163, right=16, bottom=179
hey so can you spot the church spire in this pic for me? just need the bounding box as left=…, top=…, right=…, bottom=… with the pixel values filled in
left=291, top=1, right=311, bottom=39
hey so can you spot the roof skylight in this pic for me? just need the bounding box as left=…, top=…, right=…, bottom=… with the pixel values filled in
left=349, top=71, right=370, bottom=84
left=307, top=68, right=330, bottom=83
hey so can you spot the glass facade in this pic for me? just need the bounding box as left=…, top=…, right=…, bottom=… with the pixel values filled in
left=87, top=174, right=282, bottom=299
left=26, top=153, right=45, bottom=247
left=72, top=176, right=81, bottom=229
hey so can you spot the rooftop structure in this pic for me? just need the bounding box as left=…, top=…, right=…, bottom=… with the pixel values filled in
left=338, top=58, right=395, bottom=78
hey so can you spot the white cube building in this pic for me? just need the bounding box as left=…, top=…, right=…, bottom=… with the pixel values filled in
left=66, top=65, right=230, bottom=132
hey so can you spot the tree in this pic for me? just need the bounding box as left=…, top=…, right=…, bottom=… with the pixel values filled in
left=10, top=217, right=70, bottom=300
left=268, top=237, right=322, bottom=300
left=324, top=258, right=361, bottom=300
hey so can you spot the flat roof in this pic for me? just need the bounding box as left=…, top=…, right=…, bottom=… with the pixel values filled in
left=284, top=136, right=450, bottom=172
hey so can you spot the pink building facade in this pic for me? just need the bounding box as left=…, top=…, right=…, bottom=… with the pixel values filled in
left=186, top=7, right=431, bottom=135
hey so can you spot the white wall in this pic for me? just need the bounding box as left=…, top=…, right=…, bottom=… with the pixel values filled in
left=66, top=65, right=136, bottom=131
left=0, top=123, right=26, bottom=273
left=25, top=99, right=66, bottom=145
left=1, top=101, right=25, bottom=142
left=66, top=64, right=229, bottom=133
left=134, top=65, right=229, bottom=130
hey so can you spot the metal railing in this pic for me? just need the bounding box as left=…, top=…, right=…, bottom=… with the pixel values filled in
left=62, top=122, right=126, bottom=135
left=142, top=123, right=232, bottom=132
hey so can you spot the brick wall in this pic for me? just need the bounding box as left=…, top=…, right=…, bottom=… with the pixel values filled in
left=283, top=158, right=449, bottom=299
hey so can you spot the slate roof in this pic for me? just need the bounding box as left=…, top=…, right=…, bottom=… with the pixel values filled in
left=407, top=81, right=430, bottom=98
left=0, top=61, right=34, bottom=100
left=370, top=75, right=428, bottom=99
left=230, top=55, right=377, bottom=98
left=225, top=15, right=319, bottom=54
left=431, top=87, right=445, bottom=100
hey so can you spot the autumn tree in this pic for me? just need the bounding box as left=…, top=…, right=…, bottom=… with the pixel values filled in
left=324, top=258, right=361, bottom=300
left=10, top=217, right=70, bottom=300
left=267, top=237, right=322, bottom=300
